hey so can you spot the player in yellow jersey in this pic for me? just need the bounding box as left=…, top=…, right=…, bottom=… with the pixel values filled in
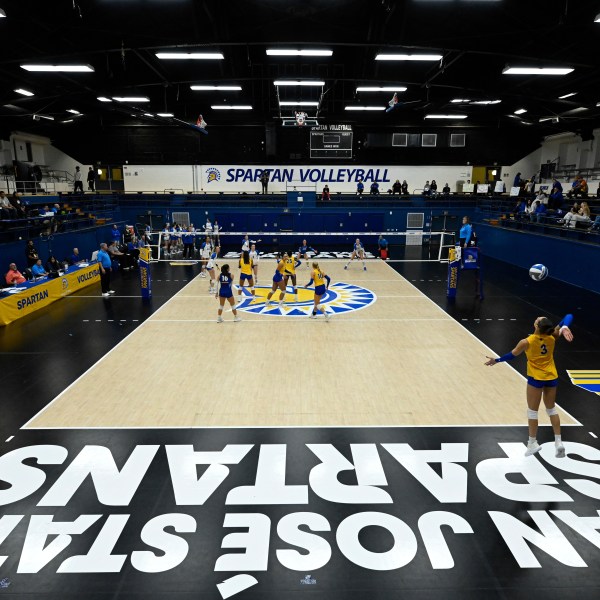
left=283, top=251, right=301, bottom=302
left=265, top=252, right=288, bottom=308
left=306, top=262, right=331, bottom=320
left=237, top=250, right=255, bottom=304
left=485, top=314, right=574, bottom=458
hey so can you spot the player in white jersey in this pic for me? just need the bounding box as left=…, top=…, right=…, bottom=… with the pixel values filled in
left=161, top=224, right=171, bottom=258
left=207, top=246, right=220, bottom=293
left=344, top=238, right=367, bottom=271
left=249, top=243, right=259, bottom=283
left=241, top=234, right=261, bottom=252
left=200, top=236, right=212, bottom=278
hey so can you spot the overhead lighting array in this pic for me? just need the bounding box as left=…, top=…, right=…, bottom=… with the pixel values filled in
left=112, top=96, right=150, bottom=102
left=211, top=105, right=252, bottom=110
left=273, top=80, right=324, bottom=86
left=424, top=114, right=467, bottom=119
left=190, top=85, right=242, bottom=91
left=558, top=92, right=577, bottom=99
left=267, top=49, right=332, bottom=56
left=503, top=66, right=573, bottom=75
left=155, top=52, right=224, bottom=60
left=356, top=86, right=407, bottom=92
left=156, top=113, right=174, bottom=117
left=66, top=109, right=81, bottom=114
left=375, top=54, right=442, bottom=61
left=471, top=99, right=501, bottom=105
left=21, top=64, right=94, bottom=72
left=345, top=106, right=384, bottom=111
left=14, top=88, right=34, bottom=96
left=279, top=101, right=318, bottom=106
left=514, top=108, right=527, bottom=114
left=451, top=98, right=470, bottom=103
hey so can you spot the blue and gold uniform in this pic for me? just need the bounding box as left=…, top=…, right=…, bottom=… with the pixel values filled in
left=312, top=267, right=329, bottom=296
left=239, top=257, right=254, bottom=281
left=273, top=259, right=286, bottom=283
left=526, top=333, right=558, bottom=387
left=284, top=255, right=300, bottom=275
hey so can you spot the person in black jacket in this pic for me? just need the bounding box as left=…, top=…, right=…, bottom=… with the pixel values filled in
left=87, top=167, right=96, bottom=192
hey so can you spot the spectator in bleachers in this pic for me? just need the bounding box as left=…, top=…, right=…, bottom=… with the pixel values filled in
left=513, top=198, right=527, bottom=218
left=442, top=183, right=451, bottom=196
left=5, top=263, right=26, bottom=285
left=530, top=200, right=547, bottom=223
left=513, top=172, right=522, bottom=188
left=567, top=175, right=589, bottom=199
left=108, top=241, right=128, bottom=269
left=401, top=180, right=409, bottom=195
left=430, top=180, right=438, bottom=196
left=73, top=166, right=83, bottom=193
left=370, top=181, right=380, bottom=195
left=46, top=256, right=62, bottom=274
left=321, top=185, right=331, bottom=201
left=423, top=181, right=431, bottom=196
left=356, top=178, right=364, bottom=195
left=87, top=167, right=96, bottom=192
left=392, top=180, right=401, bottom=194
left=562, top=201, right=591, bottom=228
left=0, top=191, right=18, bottom=219
left=549, top=180, right=564, bottom=209
left=110, top=224, right=122, bottom=244
left=139, top=234, right=152, bottom=247
left=25, top=240, right=39, bottom=267
left=31, top=259, right=48, bottom=279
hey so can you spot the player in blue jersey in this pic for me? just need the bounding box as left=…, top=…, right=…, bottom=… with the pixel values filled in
left=297, top=239, right=318, bottom=267
left=306, top=262, right=331, bottom=320
left=344, top=238, right=367, bottom=271
left=216, top=264, right=241, bottom=323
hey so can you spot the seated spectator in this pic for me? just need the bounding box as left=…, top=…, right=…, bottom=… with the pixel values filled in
left=430, top=180, right=438, bottom=196
left=356, top=179, right=364, bottom=195
left=321, top=185, right=330, bottom=201
left=562, top=201, right=591, bottom=228
left=107, top=241, right=126, bottom=269
left=535, top=190, right=548, bottom=205
left=0, top=191, right=18, bottom=219
left=9, top=192, right=26, bottom=217
left=401, top=180, right=409, bottom=195
left=534, top=201, right=547, bottom=223
left=139, top=234, right=152, bottom=247
left=370, top=181, right=380, bottom=195
left=442, top=183, right=451, bottom=196
left=423, top=181, right=431, bottom=196
left=392, top=179, right=401, bottom=194
left=5, top=263, right=26, bottom=285
left=120, top=242, right=138, bottom=269
left=591, top=213, right=600, bottom=231
left=69, top=247, right=83, bottom=264
left=124, top=225, right=135, bottom=244
left=596, top=186, right=600, bottom=198
left=514, top=198, right=527, bottom=217
left=25, top=240, right=39, bottom=267
left=31, top=259, right=48, bottom=279
left=46, top=256, right=63, bottom=274
left=567, top=175, right=589, bottom=199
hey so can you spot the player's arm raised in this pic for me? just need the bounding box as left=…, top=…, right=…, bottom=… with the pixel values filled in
left=554, top=313, right=574, bottom=342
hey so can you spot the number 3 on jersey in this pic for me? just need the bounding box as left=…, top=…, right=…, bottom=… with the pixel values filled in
left=540, top=343, right=548, bottom=355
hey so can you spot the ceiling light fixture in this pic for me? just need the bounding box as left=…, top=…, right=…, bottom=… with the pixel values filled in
left=14, top=88, right=34, bottom=96
left=345, top=106, right=385, bottom=111
left=503, top=66, right=574, bottom=75
left=558, top=92, right=577, bottom=99
left=210, top=105, right=253, bottom=110
left=21, top=64, right=94, bottom=72
left=156, top=113, right=174, bottom=117
left=97, top=96, right=112, bottom=102
left=514, top=108, right=527, bottom=114
left=143, top=113, right=154, bottom=117
left=595, top=13, right=600, bottom=22
left=112, top=96, right=150, bottom=102
left=375, top=54, right=442, bottom=61
left=356, top=86, right=407, bottom=92
left=279, top=101, right=319, bottom=106
left=36, top=114, right=55, bottom=121
left=424, top=114, right=468, bottom=119
left=62, top=120, right=74, bottom=123
left=155, top=52, right=224, bottom=60
left=190, top=85, right=242, bottom=91
left=451, top=99, right=470, bottom=103
left=266, top=49, right=332, bottom=56
left=66, top=109, right=81, bottom=114
left=471, top=99, right=502, bottom=105
left=0, top=9, right=6, bottom=17
left=273, top=80, right=325, bottom=87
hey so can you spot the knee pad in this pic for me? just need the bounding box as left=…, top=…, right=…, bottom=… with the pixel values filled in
left=546, top=406, right=558, bottom=417
left=527, top=408, right=538, bottom=420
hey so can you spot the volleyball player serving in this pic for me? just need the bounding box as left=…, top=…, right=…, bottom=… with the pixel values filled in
left=344, top=238, right=367, bottom=271
left=485, top=314, right=574, bottom=458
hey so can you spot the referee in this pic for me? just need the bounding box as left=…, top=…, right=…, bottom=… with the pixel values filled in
left=97, top=243, right=115, bottom=297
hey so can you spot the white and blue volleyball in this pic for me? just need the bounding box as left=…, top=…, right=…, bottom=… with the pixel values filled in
left=529, top=264, right=548, bottom=281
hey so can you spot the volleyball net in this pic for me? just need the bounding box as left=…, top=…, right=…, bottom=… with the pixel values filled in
left=145, top=230, right=457, bottom=263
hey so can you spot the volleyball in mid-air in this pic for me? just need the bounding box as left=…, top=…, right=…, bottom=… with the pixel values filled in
left=529, top=264, right=548, bottom=281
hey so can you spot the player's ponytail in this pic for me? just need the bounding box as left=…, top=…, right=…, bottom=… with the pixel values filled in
left=242, top=250, right=250, bottom=265
left=537, top=317, right=554, bottom=335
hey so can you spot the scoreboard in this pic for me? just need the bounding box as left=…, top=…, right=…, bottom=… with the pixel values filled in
left=310, top=124, right=353, bottom=159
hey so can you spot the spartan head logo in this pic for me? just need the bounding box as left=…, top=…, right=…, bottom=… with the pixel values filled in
left=62, top=278, right=69, bottom=290
left=206, top=168, right=220, bottom=184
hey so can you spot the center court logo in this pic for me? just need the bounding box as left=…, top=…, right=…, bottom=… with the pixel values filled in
left=235, top=282, right=376, bottom=317
left=206, top=168, right=221, bottom=184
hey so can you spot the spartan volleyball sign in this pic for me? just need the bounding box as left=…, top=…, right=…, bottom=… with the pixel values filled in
left=1, top=428, right=600, bottom=597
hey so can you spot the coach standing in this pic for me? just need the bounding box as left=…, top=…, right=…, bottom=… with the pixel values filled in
left=97, top=243, right=114, bottom=297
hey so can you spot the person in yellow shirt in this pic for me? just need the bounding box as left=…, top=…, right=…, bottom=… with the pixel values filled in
left=237, top=250, right=255, bottom=304
left=265, top=252, right=288, bottom=308
left=485, top=314, right=574, bottom=458
left=306, top=262, right=331, bottom=320
left=283, top=252, right=301, bottom=302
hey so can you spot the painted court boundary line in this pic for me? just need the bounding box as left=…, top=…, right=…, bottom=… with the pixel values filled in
left=381, top=262, right=583, bottom=428
left=20, top=271, right=206, bottom=430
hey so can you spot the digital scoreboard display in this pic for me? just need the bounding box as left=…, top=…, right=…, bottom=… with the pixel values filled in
left=310, top=125, right=353, bottom=159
